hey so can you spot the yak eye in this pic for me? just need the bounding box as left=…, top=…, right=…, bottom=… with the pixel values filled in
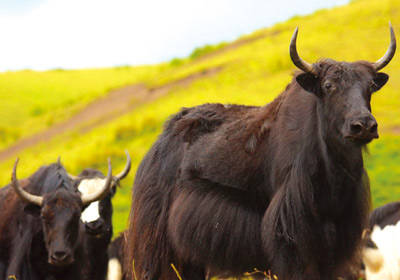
left=324, top=82, right=332, bottom=90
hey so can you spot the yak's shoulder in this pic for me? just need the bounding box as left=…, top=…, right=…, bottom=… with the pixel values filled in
left=164, top=103, right=259, bottom=144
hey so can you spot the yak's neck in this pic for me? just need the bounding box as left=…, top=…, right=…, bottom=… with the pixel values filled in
left=289, top=84, right=363, bottom=175
left=276, top=85, right=365, bottom=216
left=314, top=95, right=364, bottom=182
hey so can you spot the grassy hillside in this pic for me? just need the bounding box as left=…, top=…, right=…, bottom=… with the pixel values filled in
left=0, top=65, right=178, bottom=150
left=1, top=0, right=400, bottom=235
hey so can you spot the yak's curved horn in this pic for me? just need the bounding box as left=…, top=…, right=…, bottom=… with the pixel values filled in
left=373, top=22, right=396, bottom=71
left=11, top=158, right=43, bottom=206
left=80, top=158, right=112, bottom=206
left=115, top=150, right=131, bottom=181
left=290, top=27, right=316, bottom=75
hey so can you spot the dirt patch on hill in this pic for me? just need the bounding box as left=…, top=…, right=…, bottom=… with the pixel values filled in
left=0, top=66, right=223, bottom=162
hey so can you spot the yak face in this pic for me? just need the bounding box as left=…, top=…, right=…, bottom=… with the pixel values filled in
left=289, top=25, right=394, bottom=146
left=78, top=177, right=115, bottom=238
left=296, top=60, right=388, bottom=145
left=12, top=159, right=113, bottom=268
left=41, top=189, right=82, bottom=266
left=25, top=187, right=83, bottom=267
left=76, top=152, right=131, bottom=239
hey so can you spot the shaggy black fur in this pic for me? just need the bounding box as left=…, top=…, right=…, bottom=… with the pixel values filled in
left=0, top=163, right=85, bottom=280
left=126, top=59, right=389, bottom=279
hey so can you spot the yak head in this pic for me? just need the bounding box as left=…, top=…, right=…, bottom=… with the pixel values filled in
left=290, top=24, right=395, bottom=146
left=11, top=158, right=113, bottom=267
left=76, top=151, right=131, bottom=239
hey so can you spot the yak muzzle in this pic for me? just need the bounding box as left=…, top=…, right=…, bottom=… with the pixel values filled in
left=49, top=250, right=74, bottom=266
left=85, top=219, right=106, bottom=237
left=344, top=115, right=379, bottom=143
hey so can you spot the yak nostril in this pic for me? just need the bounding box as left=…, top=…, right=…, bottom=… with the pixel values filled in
left=350, top=123, right=364, bottom=135
left=86, top=220, right=104, bottom=232
left=369, top=123, right=378, bottom=134
left=53, top=251, right=67, bottom=260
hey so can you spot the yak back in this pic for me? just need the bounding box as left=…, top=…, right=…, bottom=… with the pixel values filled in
left=168, top=99, right=283, bottom=200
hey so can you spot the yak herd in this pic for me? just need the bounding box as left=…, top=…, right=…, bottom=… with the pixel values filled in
left=0, top=25, right=399, bottom=280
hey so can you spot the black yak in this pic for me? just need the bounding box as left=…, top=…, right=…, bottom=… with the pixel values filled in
left=126, top=25, right=396, bottom=280
left=0, top=158, right=113, bottom=279
left=76, top=152, right=131, bottom=280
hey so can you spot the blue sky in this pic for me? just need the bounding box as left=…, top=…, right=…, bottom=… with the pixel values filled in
left=0, top=0, right=42, bottom=14
left=0, top=0, right=349, bottom=71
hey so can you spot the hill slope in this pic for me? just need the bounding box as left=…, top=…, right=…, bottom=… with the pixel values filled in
left=1, top=0, right=400, bottom=234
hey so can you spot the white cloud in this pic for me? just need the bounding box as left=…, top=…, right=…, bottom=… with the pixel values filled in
left=0, top=0, right=348, bottom=70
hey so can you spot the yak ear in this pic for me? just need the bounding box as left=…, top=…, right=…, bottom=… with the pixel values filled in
left=110, top=185, right=117, bottom=197
left=371, top=72, right=389, bottom=92
left=296, top=73, right=320, bottom=96
left=24, top=204, right=41, bottom=217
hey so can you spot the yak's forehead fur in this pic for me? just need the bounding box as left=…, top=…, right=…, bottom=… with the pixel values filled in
left=77, top=168, right=116, bottom=196
left=311, top=59, right=376, bottom=85
left=39, top=164, right=83, bottom=213
left=78, top=178, right=106, bottom=196
left=27, top=162, right=74, bottom=195
left=78, top=168, right=104, bottom=178
left=78, top=178, right=106, bottom=223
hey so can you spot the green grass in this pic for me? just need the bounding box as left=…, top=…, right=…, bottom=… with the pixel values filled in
left=189, top=42, right=228, bottom=59
left=1, top=0, right=400, bottom=236
left=0, top=65, right=174, bottom=150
